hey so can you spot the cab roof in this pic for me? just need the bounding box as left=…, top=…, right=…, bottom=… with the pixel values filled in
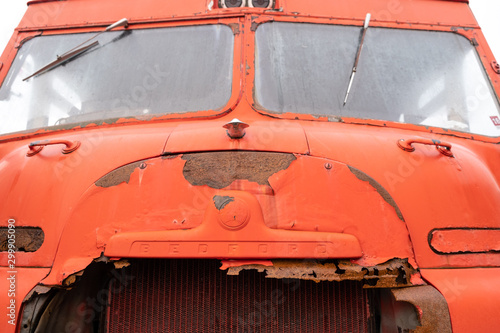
left=18, top=0, right=477, bottom=31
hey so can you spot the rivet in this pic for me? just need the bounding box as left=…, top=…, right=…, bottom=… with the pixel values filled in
left=325, top=163, right=332, bottom=170
left=139, top=163, right=147, bottom=169
left=492, top=61, right=500, bottom=74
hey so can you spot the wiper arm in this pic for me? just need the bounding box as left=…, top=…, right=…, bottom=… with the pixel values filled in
left=23, top=18, right=128, bottom=81
left=343, top=13, right=371, bottom=107
left=23, top=41, right=99, bottom=81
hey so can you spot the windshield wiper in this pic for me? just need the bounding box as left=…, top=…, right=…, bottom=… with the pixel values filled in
left=343, top=13, right=371, bottom=106
left=23, top=18, right=128, bottom=81
left=23, top=41, right=99, bottom=81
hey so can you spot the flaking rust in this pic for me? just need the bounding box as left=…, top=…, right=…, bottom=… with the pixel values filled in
left=225, top=258, right=422, bottom=288
left=182, top=151, right=296, bottom=189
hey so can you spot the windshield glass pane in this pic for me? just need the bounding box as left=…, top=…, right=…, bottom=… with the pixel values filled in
left=255, top=22, right=500, bottom=137
left=0, top=24, right=234, bottom=135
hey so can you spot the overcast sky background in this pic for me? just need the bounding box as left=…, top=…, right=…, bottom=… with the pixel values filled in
left=0, top=1, right=499, bottom=60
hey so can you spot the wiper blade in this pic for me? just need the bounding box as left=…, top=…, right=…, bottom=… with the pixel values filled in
left=23, top=41, right=99, bottom=81
left=343, top=13, right=371, bottom=107
left=23, top=18, right=129, bottom=81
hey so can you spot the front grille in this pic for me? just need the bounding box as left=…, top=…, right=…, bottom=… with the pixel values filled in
left=106, top=259, right=377, bottom=332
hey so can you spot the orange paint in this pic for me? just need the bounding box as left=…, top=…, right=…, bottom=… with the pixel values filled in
left=429, top=228, right=500, bottom=254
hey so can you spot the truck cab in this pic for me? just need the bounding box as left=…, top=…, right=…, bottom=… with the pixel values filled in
left=1, top=0, right=499, bottom=332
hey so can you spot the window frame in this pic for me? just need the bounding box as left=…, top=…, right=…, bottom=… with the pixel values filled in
left=0, top=18, right=244, bottom=141
left=245, top=15, right=500, bottom=141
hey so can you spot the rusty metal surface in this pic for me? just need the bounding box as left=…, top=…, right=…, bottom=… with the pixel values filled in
left=182, top=151, right=296, bottom=188
left=213, top=195, right=235, bottom=210
left=95, top=161, right=143, bottom=188
left=391, top=285, right=452, bottom=333
left=225, top=258, right=422, bottom=288
left=0, top=227, right=44, bottom=252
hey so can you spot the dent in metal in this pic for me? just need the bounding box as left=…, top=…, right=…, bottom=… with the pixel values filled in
left=95, top=161, right=143, bottom=188
left=225, top=258, right=421, bottom=288
left=182, top=151, right=296, bottom=189
left=348, top=165, right=405, bottom=222
left=0, top=227, right=44, bottom=252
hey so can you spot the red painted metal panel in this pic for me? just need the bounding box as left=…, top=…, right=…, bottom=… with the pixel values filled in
left=104, top=190, right=363, bottom=259
left=16, top=0, right=477, bottom=32
left=0, top=268, right=50, bottom=332
left=421, top=268, right=500, bottom=332
left=283, top=0, right=476, bottom=26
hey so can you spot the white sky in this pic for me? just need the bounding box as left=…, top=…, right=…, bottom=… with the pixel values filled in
left=0, top=1, right=499, bottom=60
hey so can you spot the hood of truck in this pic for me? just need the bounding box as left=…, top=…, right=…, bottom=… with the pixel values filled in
left=15, top=113, right=424, bottom=285
left=2, top=110, right=499, bottom=286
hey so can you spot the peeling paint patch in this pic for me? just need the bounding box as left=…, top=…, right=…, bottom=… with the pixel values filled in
left=182, top=152, right=296, bottom=189
left=348, top=166, right=405, bottom=222
left=113, top=259, right=131, bottom=269
left=213, top=195, right=235, bottom=210
left=0, top=227, right=44, bottom=252
left=225, top=258, right=420, bottom=288
left=63, top=270, right=84, bottom=287
left=95, top=161, right=142, bottom=188
left=228, top=23, right=240, bottom=34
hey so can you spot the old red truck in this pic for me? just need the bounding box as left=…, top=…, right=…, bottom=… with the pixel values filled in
left=1, top=0, right=499, bottom=332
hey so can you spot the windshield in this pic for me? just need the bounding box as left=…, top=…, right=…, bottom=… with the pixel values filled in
left=0, top=24, right=234, bottom=135
left=255, top=22, right=500, bottom=137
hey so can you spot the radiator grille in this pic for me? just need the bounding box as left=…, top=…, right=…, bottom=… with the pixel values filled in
left=107, top=259, right=376, bottom=332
